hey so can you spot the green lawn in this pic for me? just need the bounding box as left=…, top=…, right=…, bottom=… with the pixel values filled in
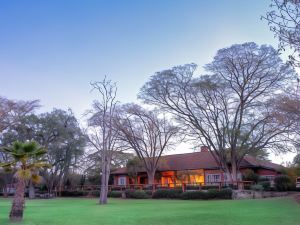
left=0, top=197, right=299, bottom=225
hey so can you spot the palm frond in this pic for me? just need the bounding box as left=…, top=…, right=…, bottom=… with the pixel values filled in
left=15, top=169, right=32, bottom=180
left=31, top=174, right=42, bottom=184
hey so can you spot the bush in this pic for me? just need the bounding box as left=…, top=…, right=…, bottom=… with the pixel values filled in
left=207, top=189, right=219, bottom=198
left=152, top=189, right=183, bottom=199
left=60, top=190, right=86, bottom=197
left=274, top=175, right=292, bottom=191
left=181, top=190, right=208, bottom=200
left=87, top=190, right=100, bottom=197
left=125, top=190, right=150, bottom=199
left=180, top=188, right=232, bottom=200
left=108, top=191, right=122, bottom=198
left=216, top=188, right=232, bottom=199
left=242, top=169, right=259, bottom=183
left=251, top=184, right=264, bottom=191
left=258, top=181, right=271, bottom=191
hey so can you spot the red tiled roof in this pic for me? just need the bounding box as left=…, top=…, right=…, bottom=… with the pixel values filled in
left=111, top=151, right=283, bottom=175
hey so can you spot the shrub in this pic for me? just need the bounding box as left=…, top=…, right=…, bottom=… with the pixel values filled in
left=258, top=181, right=271, bottom=191
left=108, top=191, right=122, bottom=198
left=87, top=190, right=100, bottom=197
left=152, top=189, right=183, bottom=199
left=60, top=190, right=86, bottom=197
left=217, top=188, right=232, bottom=199
left=181, top=191, right=208, bottom=200
left=274, top=175, right=292, bottom=191
left=180, top=189, right=232, bottom=200
left=242, top=169, right=259, bottom=182
left=251, top=184, right=264, bottom=191
left=207, top=189, right=218, bottom=199
left=125, top=190, right=150, bottom=199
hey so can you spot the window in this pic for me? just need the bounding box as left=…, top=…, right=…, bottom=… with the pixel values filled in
left=118, top=176, right=126, bottom=185
left=206, top=174, right=221, bottom=183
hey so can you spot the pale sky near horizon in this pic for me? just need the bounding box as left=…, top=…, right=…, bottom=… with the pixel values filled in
left=0, top=0, right=297, bottom=164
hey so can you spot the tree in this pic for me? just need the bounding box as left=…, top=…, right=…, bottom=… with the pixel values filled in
left=0, top=141, right=50, bottom=222
left=0, top=109, right=86, bottom=195
left=139, top=42, right=295, bottom=184
left=37, top=110, right=86, bottom=195
left=294, top=154, right=300, bottom=165
left=85, top=151, right=134, bottom=185
left=0, top=98, right=39, bottom=198
left=86, top=78, right=121, bottom=204
left=263, top=0, right=300, bottom=67
left=126, top=156, right=143, bottom=183
left=0, top=97, right=39, bottom=133
left=115, top=104, right=178, bottom=185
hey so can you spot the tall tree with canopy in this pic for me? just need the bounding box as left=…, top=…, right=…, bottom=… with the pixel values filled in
left=0, top=141, right=50, bottom=222
left=139, top=42, right=295, bottom=183
left=115, top=104, right=178, bottom=185
left=0, top=97, right=39, bottom=197
left=0, top=109, right=86, bottom=195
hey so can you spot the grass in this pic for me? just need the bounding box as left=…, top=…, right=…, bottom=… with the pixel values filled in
left=0, top=197, right=299, bottom=225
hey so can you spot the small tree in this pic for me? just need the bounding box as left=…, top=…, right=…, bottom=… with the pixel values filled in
left=126, top=157, right=143, bottom=183
left=0, top=141, right=50, bottom=222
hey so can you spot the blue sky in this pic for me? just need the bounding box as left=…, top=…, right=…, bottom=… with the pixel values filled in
left=0, top=1, right=293, bottom=162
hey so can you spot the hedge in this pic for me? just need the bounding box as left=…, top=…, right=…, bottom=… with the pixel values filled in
left=108, top=191, right=122, bottom=198
left=60, top=190, right=87, bottom=197
left=125, top=190, right=151, bottom=199
left=59, top=188, right=233, bottom=199
left=181, top=188, right=232, bottom=200
left=152, top=189, right=183, bottom=199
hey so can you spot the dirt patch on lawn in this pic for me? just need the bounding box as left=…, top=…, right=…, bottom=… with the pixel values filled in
left=294, top=195, right=300, bottom=204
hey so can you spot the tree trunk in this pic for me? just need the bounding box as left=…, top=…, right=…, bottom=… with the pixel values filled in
left=99, top=161, right=110, bottom=205
left=3, top=184, right=8, bottom=198
left=147, top=171, right=155, bottom=185
left=9, top=179, right=25, bottom=222
left=28, top=181, right=35, bottom=199
left=147, top=171, right=155, bottom=193
left=230, top=161, right=239, bottom=189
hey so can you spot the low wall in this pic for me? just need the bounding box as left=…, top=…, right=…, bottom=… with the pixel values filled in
left=232, top=190, right=288, bottom=200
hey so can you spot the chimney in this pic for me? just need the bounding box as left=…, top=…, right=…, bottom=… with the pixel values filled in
left=200, top=146, right=209, bottom=152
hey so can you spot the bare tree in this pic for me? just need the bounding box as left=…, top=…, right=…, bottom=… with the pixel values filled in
left=86, top=78, right=121, bottom=204
left=115, top=104, right=178, bottom=185
left=139, top=42, right=295, bottom=183
left=263, top=0, right=300, bottom=67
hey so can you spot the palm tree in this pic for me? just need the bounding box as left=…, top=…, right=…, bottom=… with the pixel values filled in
left=0, top=141, right=50, bottom=222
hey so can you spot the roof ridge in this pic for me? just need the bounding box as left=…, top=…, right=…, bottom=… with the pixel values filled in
left=161, top=151, right=207, bottom=157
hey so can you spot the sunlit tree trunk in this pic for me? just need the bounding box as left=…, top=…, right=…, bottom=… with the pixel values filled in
left=9, top=179, right=25, bottom=222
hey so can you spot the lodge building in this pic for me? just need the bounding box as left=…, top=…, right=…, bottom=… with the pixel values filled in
left=111, top=147, right=283, bottom=187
